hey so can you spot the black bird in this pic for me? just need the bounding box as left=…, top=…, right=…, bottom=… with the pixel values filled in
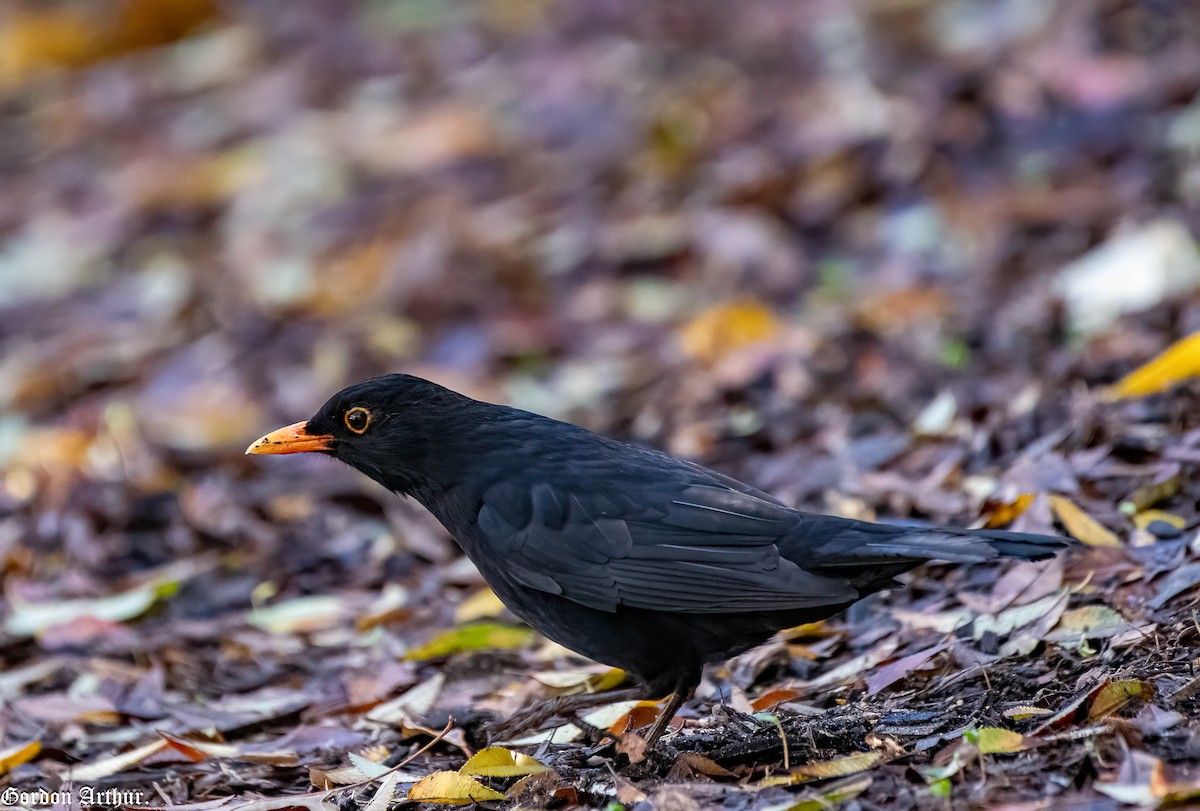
left=247, top=374, right=1065, bottom=745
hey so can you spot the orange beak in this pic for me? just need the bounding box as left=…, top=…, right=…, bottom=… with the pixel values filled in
left=245, top=421, right=334, bottom=455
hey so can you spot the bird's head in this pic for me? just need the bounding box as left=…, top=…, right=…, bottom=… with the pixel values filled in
left=246, top=374, right=473, bottom=495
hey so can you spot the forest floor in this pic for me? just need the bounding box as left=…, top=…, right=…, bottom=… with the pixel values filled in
left=2, top=1, right=1200, bottom=809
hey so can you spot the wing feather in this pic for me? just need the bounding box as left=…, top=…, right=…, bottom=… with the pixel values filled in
left=477, top=476, right=857, bottom=614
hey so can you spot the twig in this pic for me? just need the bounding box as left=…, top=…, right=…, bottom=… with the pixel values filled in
left=228, top=719, right=455, bottom=810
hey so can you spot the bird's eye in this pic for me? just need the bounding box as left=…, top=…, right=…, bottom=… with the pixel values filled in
left=344, top=407, right=371, bottom=434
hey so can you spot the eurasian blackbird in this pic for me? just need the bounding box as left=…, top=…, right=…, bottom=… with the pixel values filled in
left=247, top=374, right=1065, bottom=744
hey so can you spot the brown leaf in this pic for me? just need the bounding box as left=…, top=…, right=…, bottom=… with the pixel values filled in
left=866, top=643, right=948, bottom=696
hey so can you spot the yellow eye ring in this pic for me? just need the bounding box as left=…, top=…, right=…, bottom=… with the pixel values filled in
left=344, top=407, right=371, bottom=434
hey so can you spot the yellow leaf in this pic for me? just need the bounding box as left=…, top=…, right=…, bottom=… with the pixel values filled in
left=454, top=588, right=507, bottom=624
left=531, top=667, right=627, bottom=694
left=785, top=774, right=873, bottom=811
left=0, top=1, right=219, bottom=86
left=983, top=493, right=1035, bottom=528
left=1089, top=680, right=1154, bottom=721
left=406, top=771, right=506, bottom=804
left=1110, top=332, right=1200, bottom=399
left=679, top=300, right=782, bottom=363
left=1049, top=496, right=1121, bottom=547
left=459, top=747, right=550, bottom=778
left=0, top=740, right=40, bottom=775
left=1132, top=510, right=1186, bottom=531
left=0, top=10, right=94, bottom=83
left=763, top=752, right=882, bottom=785
left=404, top=623, right=534, bottom=661
left=794, top=751, right=882, bottom=779
left=970, top=728, right=1026, bottom=754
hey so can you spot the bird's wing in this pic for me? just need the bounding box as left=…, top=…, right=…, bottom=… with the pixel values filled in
left=476, top=475, right=858, bottom=614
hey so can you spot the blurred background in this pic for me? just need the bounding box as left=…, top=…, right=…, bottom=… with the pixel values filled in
left=2, top=0, right=1200, bottom=801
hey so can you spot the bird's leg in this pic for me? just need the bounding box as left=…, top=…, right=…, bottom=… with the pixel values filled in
left=488, top=686, right=644, bottom=742
left=641, top=673, right=699, bottom=747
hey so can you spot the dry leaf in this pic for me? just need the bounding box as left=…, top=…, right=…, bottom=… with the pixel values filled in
left=679, top=300, right=781, bottom=363
left=69, top=740, right=169, bottom=781
left=406, top=771, right=506, bottom=804
left=968, top=727, right=1026, bottom=754
left=983, top=493, right=1036, bottom=528
left=616, top=732, right=649, bottom=765
left=763, top=751, right=883, bottom=785
left=246, top=596, right=349, bottom=635
left=865, top=643, right=948, bottom=696
left=364, top=772, right=402, bottom=811
left=1049, top=495, right=1121, bottom=547
left=0, top=740, right=40, bottom=775
left=454, top=588, right=507, bottom=623
left=458, top=748, right=549, bottom=778
left=1088, top=680, right=1154, bottom=721
left=404, top=623, right=534, bottom=661
left=1046, top=606, right=1131, bottom=644
left=1110, top=332, right=1200, bottom=399
left=785, top=774, right=873, bottom=811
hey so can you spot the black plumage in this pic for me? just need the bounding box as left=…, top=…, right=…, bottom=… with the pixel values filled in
left=247, top=374, right=1066, bottom=744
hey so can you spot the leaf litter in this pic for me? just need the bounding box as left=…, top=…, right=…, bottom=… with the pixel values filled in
left=2, top=1, right=1200, bottom=809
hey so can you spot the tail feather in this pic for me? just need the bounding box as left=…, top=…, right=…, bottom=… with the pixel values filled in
left=960, top=527, right=1067, bottom=561
left=795, top=514, right=1068, bottom=568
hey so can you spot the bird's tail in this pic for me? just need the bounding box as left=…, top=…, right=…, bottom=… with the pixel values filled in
left=798, top=515, right=1068, bottom=568
left=953, top=527, right=1068, bottom=561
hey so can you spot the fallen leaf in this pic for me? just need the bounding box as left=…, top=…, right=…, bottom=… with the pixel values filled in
left=1088, top=680, right=1154, bottom=721
left=6, top=575, right=182, bottom=637
left=366, top=674, right=444, bottom=727
left=1049, top=495, right=1121, bottom=547
left=866, top=643, right=948, bottom=696
left=458, top=748, right=549, bottom=778
left=983, top=493, right=1036, bottom=529
left=406, top=771, right=506, bottom=804
left=454, top=588, right=507, bottom=623
left=1131, top=509, right=1186, bottom=532
left=1046, top=606, right=1131, bottom=644
left=1110, top=331, right=1200, bottom=399
left=364, top=772, right=402, bottom=811
left=404, top=623, right=534, bottom=661
left=1150, top=563, right=1200, bottom=608
left=69, top=740, right=169, bottom=781
left=966, top=727, right=1026, bottom=754
left=807, top=639, right=899, bottom=687
left=679, top=300, right=782, bottom=363
left=616, top=732, right=649, bottom=764
left=530, top=667, right=626, bottom=693
left=751, top=687, right=805, bottom=711
left=669, top=753, right=735, bottom=779
left=974, top=590, right=1070, bottom=640
left=784, top=774, right=873, bottom=811
left=614, top=773, right=648, bottom=804
left=1055, top=220, right=1200, bottom=337
left=246, top=595, right=349, bottom=634
left=608, top=700, right=668, bottom=735
left=0, top=740, right=40, bottom=775
left=763, top=751, right=883, bottom=785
